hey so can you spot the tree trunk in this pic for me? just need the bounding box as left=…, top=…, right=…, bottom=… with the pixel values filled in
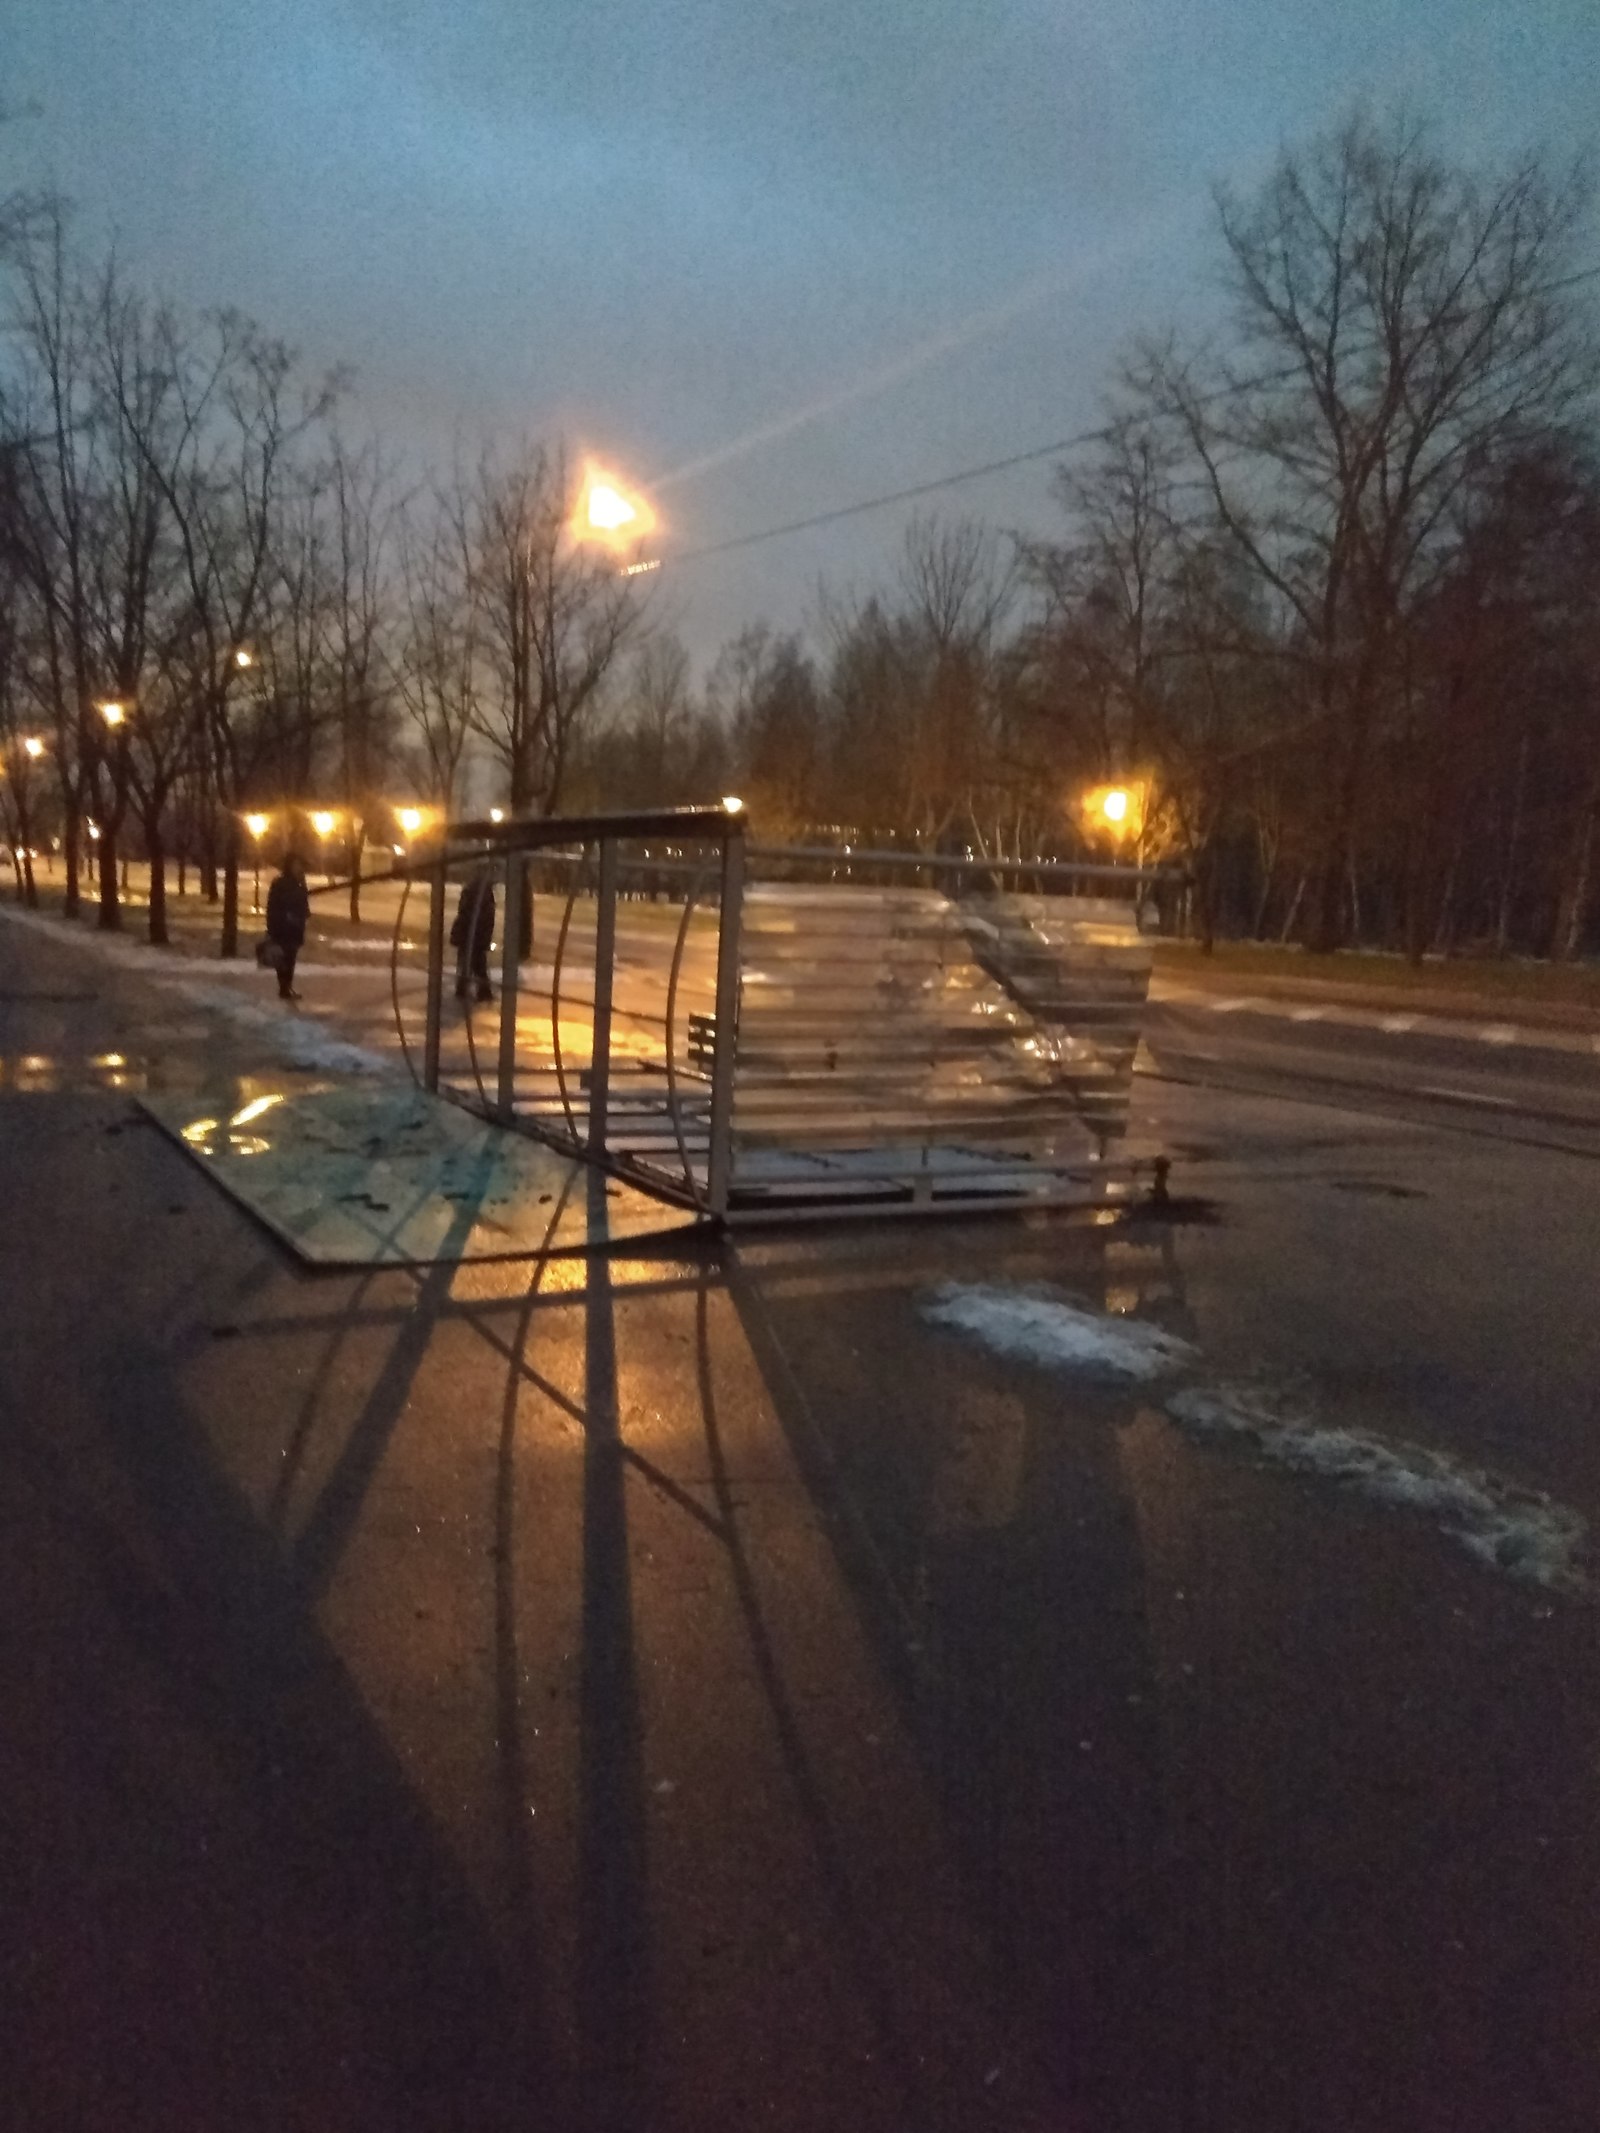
left=63, top=813, right=81, bottom=918
left=221, top=836, right=241, bottom=959
left=1550, top=775, right=1599, bottom=962
left=97, top=830, right=122, bottom=930
left=201, top=814, right=219, bottom=903
left=1494, top=731, right=1530, bottom=956
left=146, top=823, right=169, bottom=946
left=177, top=850, right=188, bottom=896
left=1196, top=843, right=1219, bottom=955
left=348, top=824, right=364, bottom=924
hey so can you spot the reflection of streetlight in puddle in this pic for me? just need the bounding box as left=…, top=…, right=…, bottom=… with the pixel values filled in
left=231, top=1093, right=283, bottom=1128
left=179, top=1095, right=282, bottom=1157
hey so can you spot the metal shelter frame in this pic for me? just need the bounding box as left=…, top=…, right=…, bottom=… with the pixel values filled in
left=395, top=807, right=1166, bottom=1227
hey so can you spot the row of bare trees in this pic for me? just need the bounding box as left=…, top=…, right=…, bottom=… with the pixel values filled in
left=0, top=199, right=650, bottom=946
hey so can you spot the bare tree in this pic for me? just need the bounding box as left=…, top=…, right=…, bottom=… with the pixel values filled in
left=467, top=441, right=643, bottom=820
left=1129, top=109, right=1599, bottom=948
left=391, top=477, right=480, bottom=810
left=144, top=310, right=334, bottom=954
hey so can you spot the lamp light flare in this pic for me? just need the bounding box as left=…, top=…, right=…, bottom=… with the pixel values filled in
left=574, top=463, right=658, bottom=549
left=587, top=484, right=637, bottom=532
left=97, top=699, right=127, bottom=726
left=232, top=647, right=254, bottom=669
left=245, top=812, right=270, bottom=840
left=397, top=807, right=425, bottom=836
left=23, top=736, right=45, bottom=760
left=310, top=810, right=338, bottom=838
left=488, top=806, right=506, bottom=824
left=1082, top=781, right=1142, bottom=837
left=721, top=795, right=745, bottom=815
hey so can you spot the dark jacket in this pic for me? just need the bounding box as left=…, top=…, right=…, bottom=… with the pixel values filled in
left=265, top=871, right=309, bottom=948
left=451, top=879, right=496, bottom=953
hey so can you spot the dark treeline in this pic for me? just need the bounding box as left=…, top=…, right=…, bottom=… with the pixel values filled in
left=4, top=109, right=1598, bottom=960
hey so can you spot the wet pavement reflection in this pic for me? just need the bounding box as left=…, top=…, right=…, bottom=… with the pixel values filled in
left=0, top=1049, right=147, bottom=1095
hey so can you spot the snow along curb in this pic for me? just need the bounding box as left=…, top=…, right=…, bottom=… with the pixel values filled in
left=920, top=1279, right=1587, bottom=1594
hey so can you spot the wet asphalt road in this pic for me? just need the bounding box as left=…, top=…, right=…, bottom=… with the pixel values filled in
left=1143, top=988, right=1600, bottom=1158
left=4, top=907, right=1600, bottom=2132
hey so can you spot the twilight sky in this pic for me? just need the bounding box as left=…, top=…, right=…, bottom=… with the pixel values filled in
left=6, top=0, right=1597, bottom=670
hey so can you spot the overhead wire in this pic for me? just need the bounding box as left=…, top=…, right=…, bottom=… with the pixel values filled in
left=659, top=261, right=1600, bottom=568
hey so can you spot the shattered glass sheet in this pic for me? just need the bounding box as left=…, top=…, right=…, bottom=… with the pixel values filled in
left=732, top=886, right=1152, bottom=1161
left=140, top=1083, right=701, bottom=1265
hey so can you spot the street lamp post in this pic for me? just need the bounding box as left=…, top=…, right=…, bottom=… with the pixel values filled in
left=95, top=700, right=132, bottom=927
left=244, top=813, right=270, bottom=912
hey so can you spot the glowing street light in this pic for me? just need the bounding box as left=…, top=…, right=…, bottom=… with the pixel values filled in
left=231, top=647, right=254, bottom=670
left=307, top=807, right=339, bottom=882
left=1083, top=782, right=1143, bottom=842
left=23, top=736, right=45, bottom=760
left=573, top=463, right=657, bottom=552
left=721, top=795, right=745, bottom=815
left=97, top=699, right=127, bottom=727
left=488, top=806, right=506, bottom=825
left=396, top=806, right=426, bottom=839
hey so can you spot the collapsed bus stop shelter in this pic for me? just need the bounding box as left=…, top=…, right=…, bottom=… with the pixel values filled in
left=397, top=805, right=1160, bottom=1226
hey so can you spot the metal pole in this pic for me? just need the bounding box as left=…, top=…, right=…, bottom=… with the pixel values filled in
left=588, top=838, right=619, bottom=1154
left=497, top=851, right=525, bottom=1120
left=706, top=826, right=745, bottom=1218
left=422, top=852, right=446, bottom=1093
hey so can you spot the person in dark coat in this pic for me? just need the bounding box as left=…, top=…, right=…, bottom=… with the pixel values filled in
left=451, top=868, right=496, bottom=1003
left=264, top=852, right=310, bottom=1001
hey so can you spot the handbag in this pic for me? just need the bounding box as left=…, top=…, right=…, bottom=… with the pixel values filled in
left=254, top=935, right=286, bottom=974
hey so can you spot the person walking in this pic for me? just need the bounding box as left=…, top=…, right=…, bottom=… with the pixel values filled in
left=451, top=867, right=497, bottom=1003
left=264, top=852, right=310, bottom=1001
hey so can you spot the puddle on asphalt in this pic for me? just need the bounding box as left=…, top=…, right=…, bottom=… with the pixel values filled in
left=0, top=1050, right=148, bottom=1094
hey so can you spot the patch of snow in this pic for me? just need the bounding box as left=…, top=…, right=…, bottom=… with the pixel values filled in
left=175, top=982, right=396, bottom=1076
left=921, top=1281, right=1195, bottom=1382
left=919, top=1268, right=1587, bottom=1596
left=1165, top=1385, right=1586, bottom=1593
